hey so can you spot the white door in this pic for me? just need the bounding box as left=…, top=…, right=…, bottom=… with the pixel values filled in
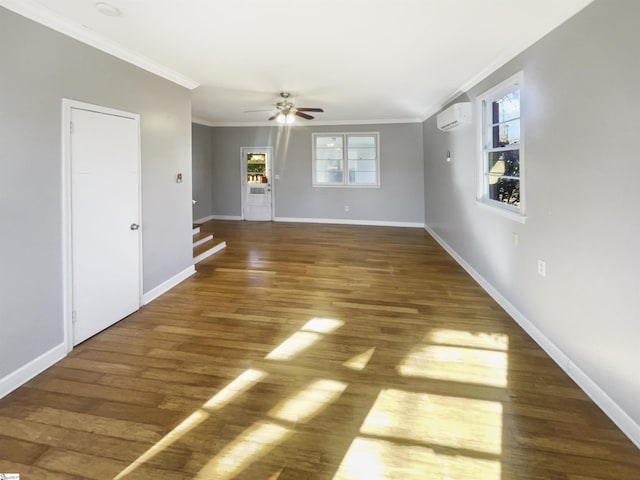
left=70, top=106, right=141, bottom=345
left=242, top=147, right=273, bottom=221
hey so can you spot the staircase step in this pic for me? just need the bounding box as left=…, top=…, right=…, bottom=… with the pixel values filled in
left=192, top=225, right=201, bottom=235
left=194, top=238, right=226, bottom=263
left=193, top=231, right=213, bottom=247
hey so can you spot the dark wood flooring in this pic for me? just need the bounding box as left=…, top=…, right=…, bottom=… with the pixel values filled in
left=0, top=220, right=638, bottom=479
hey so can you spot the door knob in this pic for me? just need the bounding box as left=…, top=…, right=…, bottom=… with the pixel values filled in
left=130, top=223, right=140, bottom=230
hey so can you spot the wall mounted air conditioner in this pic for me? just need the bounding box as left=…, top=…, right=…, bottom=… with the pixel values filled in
left=436, top=102, right=472, bottom=131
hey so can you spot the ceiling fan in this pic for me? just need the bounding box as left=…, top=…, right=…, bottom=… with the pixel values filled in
left=267, top=92, right=324, bottom=124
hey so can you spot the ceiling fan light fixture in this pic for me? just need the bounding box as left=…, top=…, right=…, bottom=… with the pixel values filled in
left=276, top=112, right=295, bottom=124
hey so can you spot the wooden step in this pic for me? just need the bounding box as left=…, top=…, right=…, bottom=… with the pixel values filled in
left=192, top=225, right=201, bottom=235
left=192, top=231, right=213, bottom=248
left=193, top=237, right=226, bottom=263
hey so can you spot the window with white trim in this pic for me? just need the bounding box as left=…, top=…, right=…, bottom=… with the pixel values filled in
left=477, top=72, right=524, bottom=216
left=313, top=133, right=380, bottom=187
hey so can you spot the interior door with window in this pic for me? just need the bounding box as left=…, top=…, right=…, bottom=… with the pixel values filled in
left=242, top=147, right=273, bottom=221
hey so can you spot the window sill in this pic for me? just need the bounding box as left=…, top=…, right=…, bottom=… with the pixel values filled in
left=476, top=199, right=526, bottom=224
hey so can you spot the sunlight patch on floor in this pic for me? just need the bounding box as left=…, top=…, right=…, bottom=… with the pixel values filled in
left=428, top=329, right=509, bottom=351
left=266, top=317, right=344, bottom=361
left=194, top=421, right=292, bottom=480
left=301, top=317, right=344, bottom=334
left=113, top=410, right=209, bottom=479
left=333, top=436, right=501, bottom=480
left=360, top=389, right=503, bottom=455
left=343, top=347, right=376, bottom=371
left=268, top=379, right=348, bottom=423
left=203, top=368, right=267, bottom=410
left=265, top=331, right=322, bottom=360
left=398, top=327, right=509, bottom=387
left=398, top=344, right=508, bottom=387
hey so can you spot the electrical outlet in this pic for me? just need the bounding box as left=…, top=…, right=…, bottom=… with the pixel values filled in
left=344, top=205, right=350, bottom=212
left=537, top=259, right=546, bottom=277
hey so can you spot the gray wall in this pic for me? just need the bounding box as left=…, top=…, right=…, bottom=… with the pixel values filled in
left=208, top=124, right=425, bottom=223
left=0, top=8, right=193, bottom=380
left=423, top=0, right=640, bottom=430
left=192, top=123, right=214, bottom=220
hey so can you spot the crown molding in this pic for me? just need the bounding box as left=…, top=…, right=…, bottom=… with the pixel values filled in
left=0, top=0, right=199, bottom=90
left=419, top=0, right=594, bottom=122
left=192, top=117, right=423, bottom=127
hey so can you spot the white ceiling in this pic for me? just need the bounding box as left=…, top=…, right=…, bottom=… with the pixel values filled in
left=2, top=0, right=593, bottom=125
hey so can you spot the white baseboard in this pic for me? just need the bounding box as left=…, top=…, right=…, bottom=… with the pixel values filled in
left=193, top=234, right=214, bottom=248
left=194, top=241, right=227, bottom=264
left=142, top=265, right=196, bottom=305
left=211, top=215, right=242, bottom=221
left=274, top=217, right=424, bottom=228
left=0, top=342, right=67, bottom=399
left=193, top=214, right=215, bottom=224
left=424, top=224, right=640, bottom=449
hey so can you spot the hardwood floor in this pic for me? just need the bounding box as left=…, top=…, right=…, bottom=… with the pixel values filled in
left=1, top=220, right=638, bottom=479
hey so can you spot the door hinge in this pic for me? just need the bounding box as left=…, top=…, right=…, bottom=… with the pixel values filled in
left=72, top=310, right=77, bottom=324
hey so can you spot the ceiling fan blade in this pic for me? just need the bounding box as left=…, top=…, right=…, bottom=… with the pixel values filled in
left=295, top=111, right=314, bottom=120
left=243, top=108, right=273, bottom=113
left=268, top=114, right=279, bottom=121
left=296, top=107, right=324, bottom=113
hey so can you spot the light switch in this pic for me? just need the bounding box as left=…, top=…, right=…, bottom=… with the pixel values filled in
left=176, top=173, right=183, bottom=183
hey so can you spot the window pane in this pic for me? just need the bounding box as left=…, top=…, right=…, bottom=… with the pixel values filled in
left=487, top=150, right=519, bottom=178
left=316, top=147, right=343, bottom=160
left=348, top=158, right=377, bottom=184
left=316, top=136, right=343, bottom=148
left=490, top=119, right=520, bottom=148
left=348, top=147, right=376, bottom=160
left=491, top=90, right=520, bottom=124
left=316, top=159, right=343, bottom=184
left=487, top=177, right=520, bottom=206
left=349, top=159, right=377, bottom=172
left=348, top=136, right=375, bottom=148
left=349, top=171, right=377, bottom=184
left=346, top=135, right=377, bottom=184
left=316, top=170, right=344, bottom=184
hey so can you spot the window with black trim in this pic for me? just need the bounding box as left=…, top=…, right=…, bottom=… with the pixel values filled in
left=313, top=133, right=380, bottom=187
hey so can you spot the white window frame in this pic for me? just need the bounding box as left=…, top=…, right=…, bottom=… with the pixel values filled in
left=312, top=132, right=380, bottom=188
left=476, top=71, right=526, bottom=222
